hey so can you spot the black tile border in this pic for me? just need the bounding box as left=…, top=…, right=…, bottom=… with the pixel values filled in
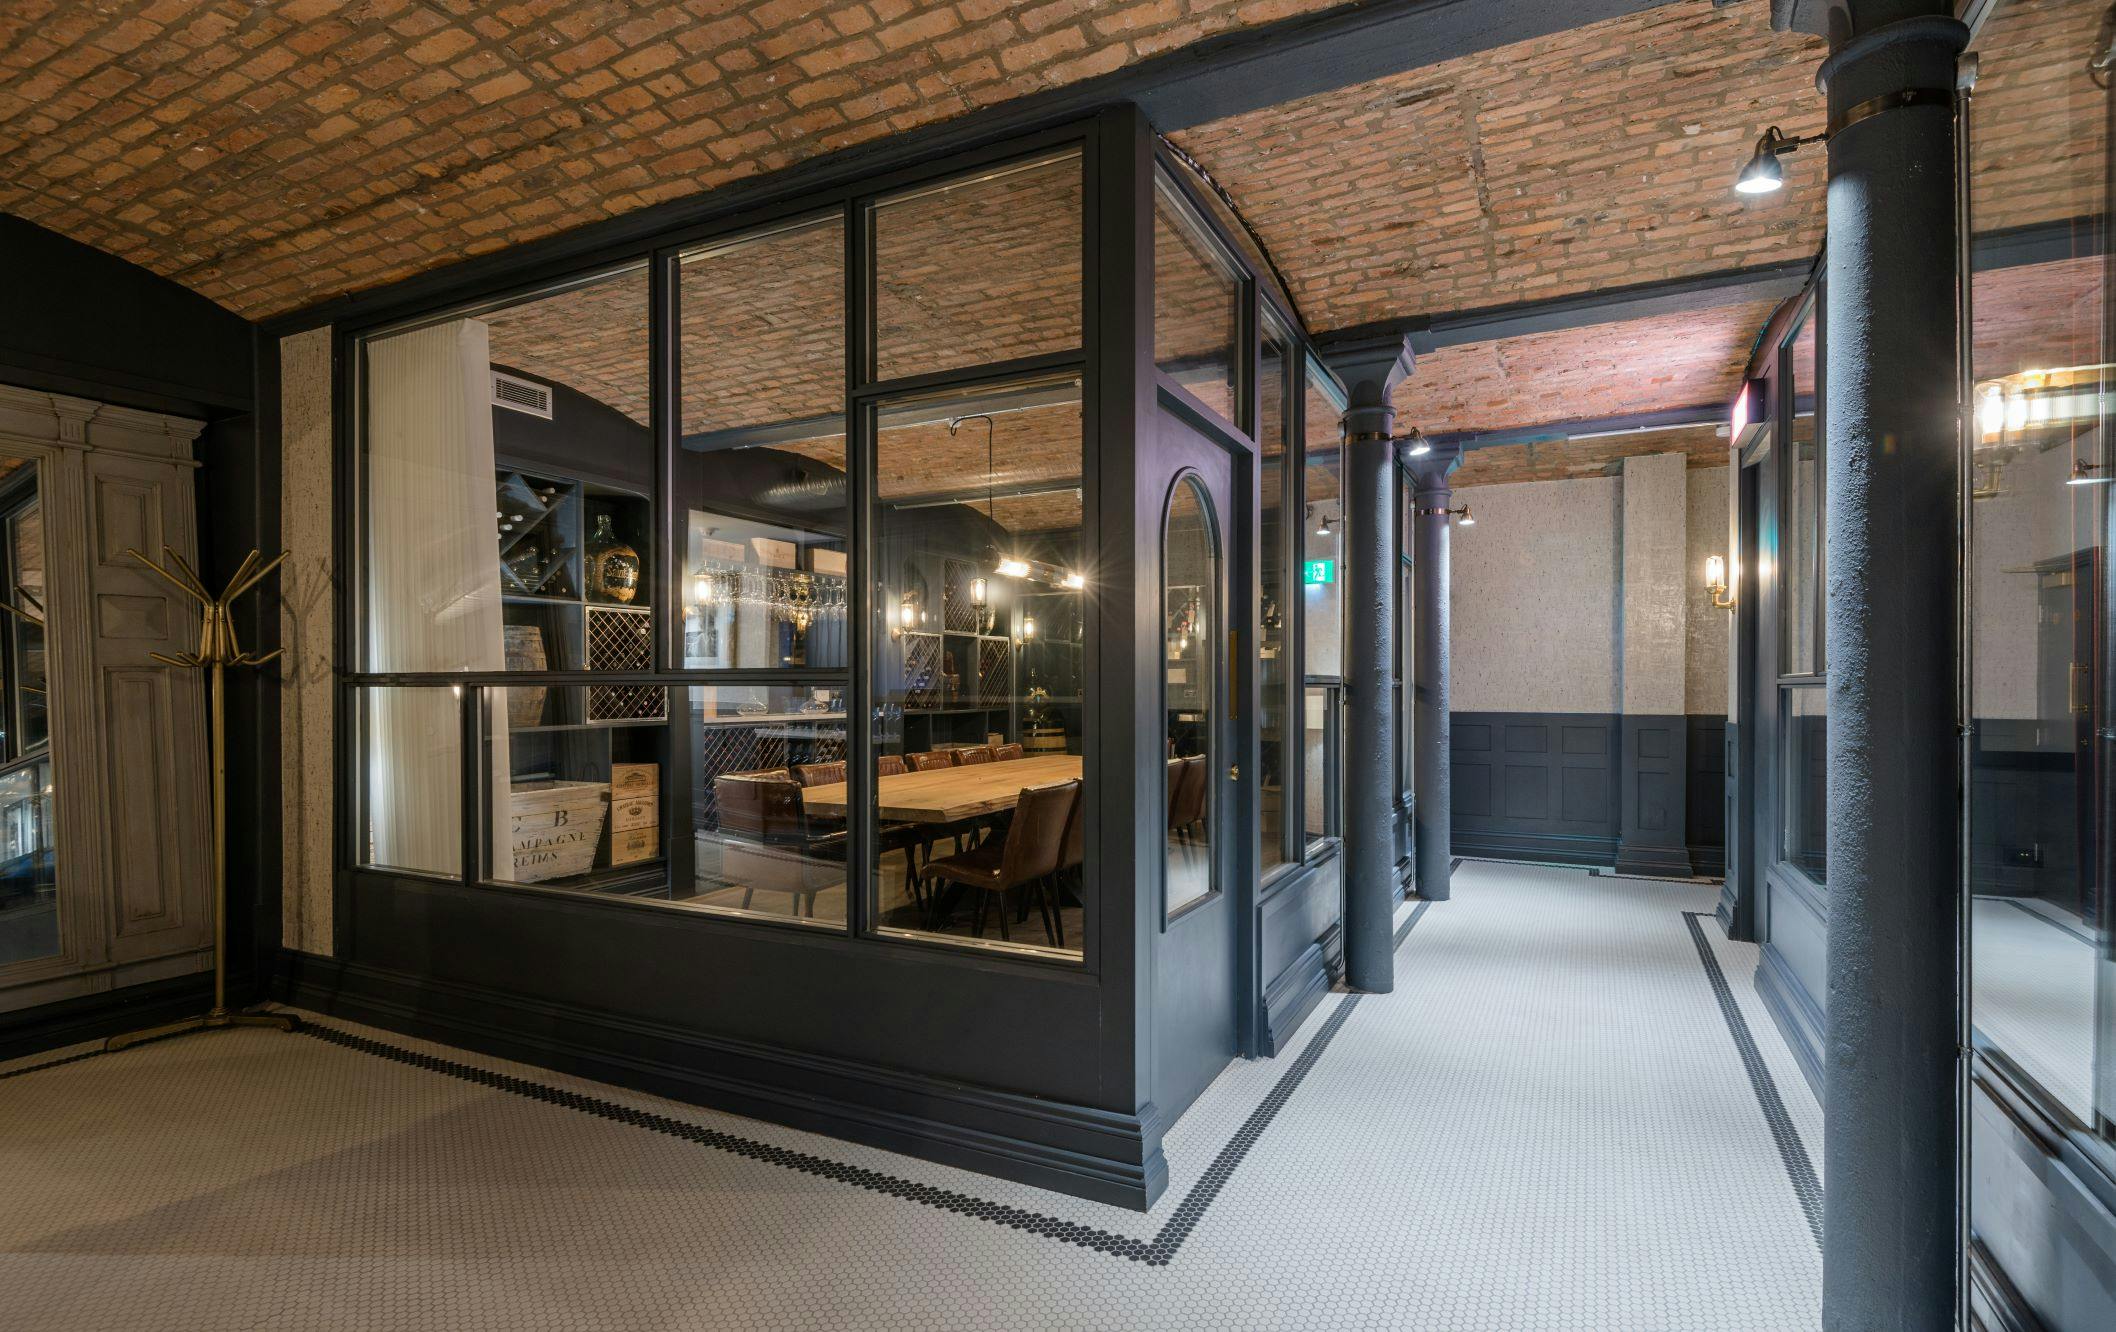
left=0, top=1044, right=106, bottom=1082
left=1, top=903, right=1439, bottom=1266
left=1681, top=909, right=1823, bottom=1248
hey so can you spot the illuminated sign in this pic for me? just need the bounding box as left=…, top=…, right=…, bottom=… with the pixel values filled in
left=1303, top=559, right=1334, bottom=586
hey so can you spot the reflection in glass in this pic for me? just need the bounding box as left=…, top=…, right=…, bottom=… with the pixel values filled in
left=873, top=152, right=1082, bottom=382
left=871, top=378, right=1087, bottom=958
left=1781, top=687, right=1827, bottom=884
left=1165, top=477, right=1217, bottom=916
left=1781, top=304, right=1822, bottom=677
left=1965, top=0, right=2110, bottom=1128
left=1303, top=362, right=1344, bottom=680
left=1153, top=172, right=1242, bottom=425
left=0, top=456, right=55, bottom=967
left=1259, top=323, right=1290, bottom=873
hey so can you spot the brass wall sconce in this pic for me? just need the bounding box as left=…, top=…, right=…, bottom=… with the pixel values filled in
left=1705, top=554, right=1737, bottom=610
left=1415, top=503, right=1474, bottom=527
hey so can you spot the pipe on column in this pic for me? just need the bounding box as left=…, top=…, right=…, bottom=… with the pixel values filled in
left=1323, top=336, right=1415, bottom=993
left=1408, top=448, right=1462, bottom=904
left=1815, top=7, right=1968, bottom=1328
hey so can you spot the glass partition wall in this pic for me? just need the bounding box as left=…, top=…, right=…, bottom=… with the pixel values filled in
left=1964, top=0, right=2113, bottom=1141
left=349, top=142, right=1095, bottom=963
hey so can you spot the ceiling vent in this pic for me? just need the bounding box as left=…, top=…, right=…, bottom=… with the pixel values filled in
left=491, top=370, right=553, bottom=419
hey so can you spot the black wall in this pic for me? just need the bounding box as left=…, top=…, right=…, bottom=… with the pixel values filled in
left=0, top=212, right=266, bottom=1049
left=1451, top=710, right=1728, bottom=873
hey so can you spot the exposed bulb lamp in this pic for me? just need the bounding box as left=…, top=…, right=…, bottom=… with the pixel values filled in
left=995, top=557, right=1031, bottom=579
left=1705, top=554, right=1736, bottom=610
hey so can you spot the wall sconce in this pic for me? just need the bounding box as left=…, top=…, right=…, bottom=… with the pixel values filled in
left=1020, top=613, right=1037, bottom=641
left=2069, top=460, right=2111, bottom=486
left=891, top=594, right=919, bottom=636
left=1400, top=427, right=1432, bottom=458
left=995, top=557, right=1031, bottom=579
left=1705, top=554, right=1737, bottom=610
left=1734, top=125, right=1823, bottom=195
left=1415, top=503, right=1474, bottom=526
left=1061, top=571, right=1086, bottom=590
left=969, top=575, right=989, bottom=607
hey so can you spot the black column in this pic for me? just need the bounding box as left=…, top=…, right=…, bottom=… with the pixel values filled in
left=1323, top=335, right=1414, bottom=993
left=1814, top=4, right=1967, bottom=1327
left=1407, top=447, right=1461, bottom=903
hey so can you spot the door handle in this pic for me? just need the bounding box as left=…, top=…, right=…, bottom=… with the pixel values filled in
left=1228, top=764, right=1239, bottom=781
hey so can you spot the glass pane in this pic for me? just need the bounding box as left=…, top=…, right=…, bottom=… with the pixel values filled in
left=871, top=377, right=1086, bottom=959
left=1780, top=687, right=1827, bottom=884
left=1781, top=305, right=1821, bottom=676
left=365, top=265, right=652, bottom=674
left=679, top=216, right=850, bottom=674
left=689, top=683, right=847, bottom=926
left=1304, top=684, right=1339, bottom=847
left=1153, top=173, right=1242, bottom=426
left=873, top=152, right=1082, bottom=382
left=1259, top=325, right=1290, bottom=873
left=1165, top=476, right=1218, bottom=916
left=0, top=455, right=55, bottom=968
left=359, top=685, right=463, bottom=878
left=1966, top=0, right=2111, bottom=1127
left=488, top=685, right=673, bottom=894
left=1304, top=363, right=1344, bottom=678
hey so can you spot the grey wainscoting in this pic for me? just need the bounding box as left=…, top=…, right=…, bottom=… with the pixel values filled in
left=1449, top=711, right=1729, bottom=874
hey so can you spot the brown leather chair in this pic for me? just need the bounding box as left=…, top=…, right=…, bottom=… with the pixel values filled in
left=952, top=746, right=995, bottom=766
left=795, top=761, right=846, bottom=787
left=993, top=742, right=1025, bottom=762
left=1169, top=754, right=1207, bottom=843
left=909, top=751, right=955, bottom=773
left=714, top=769, right=800, bottom=842
left=711, top=769, right=843, bottom=916
left=876, top=753, right=907, bottom=777
left=923, top=779, right=1078, bottom=947
left=1043, top=782, right=1085, bottom=948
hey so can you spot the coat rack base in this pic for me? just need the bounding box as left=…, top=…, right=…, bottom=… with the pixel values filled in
left=104, top=1007, right=300, bottom=1052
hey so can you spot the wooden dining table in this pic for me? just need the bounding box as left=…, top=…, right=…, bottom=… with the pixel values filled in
left=800, top=754, right=1082, bottom=823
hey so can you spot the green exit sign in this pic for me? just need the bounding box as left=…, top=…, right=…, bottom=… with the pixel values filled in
left=1303, top=559, right=1334, bottom=586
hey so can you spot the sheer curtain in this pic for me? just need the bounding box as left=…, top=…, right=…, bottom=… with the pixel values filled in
left=364, top=319, right=509, bottom=875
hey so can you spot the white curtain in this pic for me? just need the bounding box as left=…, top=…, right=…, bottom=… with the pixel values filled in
left=364, top=319, right=509, bottom=876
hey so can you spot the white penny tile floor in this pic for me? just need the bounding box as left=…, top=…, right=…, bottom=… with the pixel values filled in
left=0, top=861, right=1820, bottom=1330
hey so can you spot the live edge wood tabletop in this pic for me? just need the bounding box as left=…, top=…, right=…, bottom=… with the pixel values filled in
left=800, top=755, right=1083, bottom=823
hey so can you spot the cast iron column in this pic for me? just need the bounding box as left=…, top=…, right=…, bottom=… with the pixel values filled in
left=1407, top=445, right=1462, bottom=904
left=1814, top=4, right=1968, bottom=1327
left=1324, top=335, right=1415, bottom=993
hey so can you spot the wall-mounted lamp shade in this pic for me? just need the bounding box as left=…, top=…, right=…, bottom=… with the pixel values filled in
left=969, top=575, right=989, bottom=606
left=897, top=597, right=919, bottom=630
left=1455, top=505, right=1474, bottom=527
left=2068, top=460, right=2110, bottom=486
left=1734, top=127, right=1791, bottom=194
left=1979, top=386, right=2007, bottom=436
left=1402, top=428, right=1433, bottom=458
left=1316, top=512, right=1333, bottom=536
left=1705, top=554, right=1727, bottom=589
left=692, top=571, right=713, bottom=604
left=995, top=557, right=1031, bottom=579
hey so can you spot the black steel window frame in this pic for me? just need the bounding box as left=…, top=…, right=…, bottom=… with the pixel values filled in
left=1299, top=356, right=1350, bottom=858
left=1772, top=287, right=1826, bottom=892
left=330, top=111, right=1346, bottom=974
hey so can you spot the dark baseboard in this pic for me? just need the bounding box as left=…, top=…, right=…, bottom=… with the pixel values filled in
left=1614, top=839, right=1694, bottom=878
left=1689, top=845, right=1726, bottom=878
left=1452, top=829, right=1618, bottom=867
left=1754, top=943, right=1824, bottom=1097
left=278, top=951, right=1167, bottom=1211
left=0, top=971, right=241, bottom=1060
left=1259, top=940, right=1332, bottom=1057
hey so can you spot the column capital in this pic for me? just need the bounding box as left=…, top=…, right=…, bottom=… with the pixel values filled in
left=1321, top=332, right=1416, bottom=432
left=1403, top=442, right=1463, bottom=496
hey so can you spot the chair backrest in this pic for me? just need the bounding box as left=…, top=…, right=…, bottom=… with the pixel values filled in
left=1057, top=781, right=1085, bottom=871
left=876, top=754, right=906, bottom=777
left=1165, top=757, right=1185, bottom=819
left=993, top=743, right=1025, bottom=762
left=953, top=746, right=994, bottom=766
left=714, top=772, right=805, bottom=841
left=795, top=761, right=846, bottom=787
left=1172, top=754, right=1208, bottom=827
left=999, top=780, right=1080, bottom=886
left=909, top=751, right=954, bottom=772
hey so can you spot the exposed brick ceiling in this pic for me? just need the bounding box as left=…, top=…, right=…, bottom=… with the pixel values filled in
left=1171, top=2, right=1830, bottom=332
left=0, top=0, right=1342, bottom=319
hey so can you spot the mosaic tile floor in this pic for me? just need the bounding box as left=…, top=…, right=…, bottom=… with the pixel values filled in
left=0, top=861, right=1821, bottom=1330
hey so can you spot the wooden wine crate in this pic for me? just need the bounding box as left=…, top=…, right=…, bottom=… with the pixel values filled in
left=509, top=780, right=607, bottom=883
left=610, top=794, right=658, bottom=833
left=609, top=825, right=658, bottom=865
left=610, top=762, right=659, bottom=798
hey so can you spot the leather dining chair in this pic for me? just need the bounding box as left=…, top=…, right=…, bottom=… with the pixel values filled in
left=953, top=746, right=995, bottom=766
left=993, top=742, right=1025, bottom=762
left=1170, top=754, right=1207, bottom=843
left=909, top=751, right=954, bottom=772
left=922, top=779, right=1078, bottom=947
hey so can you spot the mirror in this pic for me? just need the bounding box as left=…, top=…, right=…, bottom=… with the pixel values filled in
left=1164, top=474, right=1217, bottom=918
left=0, top=455, right=56, bottom=967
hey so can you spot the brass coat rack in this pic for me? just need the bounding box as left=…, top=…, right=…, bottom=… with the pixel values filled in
left=106, top=546, right=297, bottom=1050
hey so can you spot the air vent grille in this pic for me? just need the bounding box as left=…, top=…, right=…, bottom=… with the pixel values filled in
left=491, top=370, right=553, bottom=419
